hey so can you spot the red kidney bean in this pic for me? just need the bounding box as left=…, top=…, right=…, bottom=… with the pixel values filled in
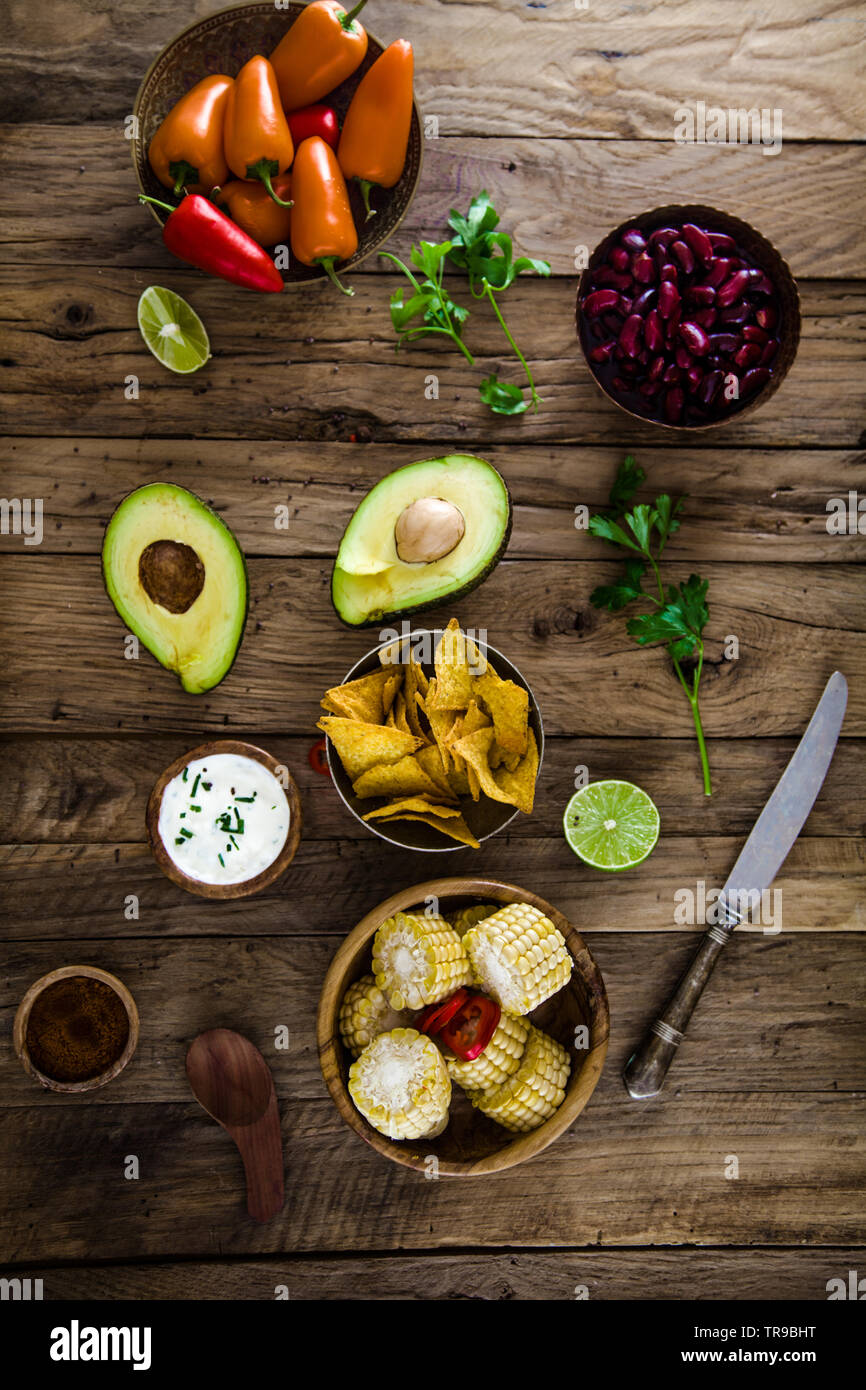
left=664, top=312, right=682, bottom=346
left=658, top=280, right=680, bottom=318
left=741, top=367, right=770, bottom=396
left=660, top=262, right=678, bottom=282
left=632, top=286, right=658, bottom=315
left=720, top=302, right=752, bottom=325
left=621, top=229, right=647, bottom=252
left=742, top=324, right=768, bottom=344
left=693, top=307, right=718, bottom=329
left=687, top=284, right=716, bottom=306
left=609, top=245, right=630, bottom=272
left=589, top=341, right=616, bottom=363
left=611, top=376, right=629, bottom=392
left=649, top=353, right=666, bottom=382
left=735, top=342, right=763, bottom=369
left=618, top=313, right=644, bottom=357
left=709, top=332, right=740, bottom=354
left=761, top=338, right=779, bottom=365
left=756, top=304, right=777, bottom=331
left=639, top=379, right=661, bottom=398
left=594, top=266, right=632, bottom=290
left=649, top=227, right=678, bottom=250
left=632, top=252, right=657, bottom=284
left=716, top=269, right=752, bottom=307
left=699, top=369, right=724, bottom=406
left=584, top=289, right=622, bottom=317
left=603, top=313, right=625, bottom=333
left=638, top=347, right=650, bottom=365
left=681, top=223, right=714, bottom=267
left=748, top=270, right=773, bottom=295
left=618, top=295, right=634, bottom=315
left=644, top=309, right=664, bottom=352
left=686, top=364, right=704, bottom=394
left=620, top=358, right=640, bottom=376
left=679, top=320, right=710, bottom=356
left=675, top=344, right=693, bottom=369
left=671, top=239, right=695, bottom=274
left=703, top=258, right=732, bottom=288
left=663, top=362, right=682, bottom=384
left=708, top=231, right=736, bottom=253
left=664, top=386, right=685, bottom=423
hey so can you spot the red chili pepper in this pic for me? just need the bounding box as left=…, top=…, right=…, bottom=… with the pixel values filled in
left=139, top=193, right=283, bottom=293
left=287, top=104, right=339, bottom=150
left=417, top=988, right=501, bottom=1062
left=309, top=737, right=330, bottom=774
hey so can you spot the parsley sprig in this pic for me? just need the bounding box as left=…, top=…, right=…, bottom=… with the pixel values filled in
left=379, top=241, right=474, bottom=364
left=589, top=456, right=713, bottom=796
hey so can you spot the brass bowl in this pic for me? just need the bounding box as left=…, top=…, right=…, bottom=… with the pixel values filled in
left=14, top=966, right=140, bottom=1094
left=576, top=203, right=801, bottom=430
left=132, top=1, right=424, bottom=284
left=146, top=739, right=302, bottom=899
left=318, top=878, right=610, bottom=1175
left=324, top=629, right=544, bottom=853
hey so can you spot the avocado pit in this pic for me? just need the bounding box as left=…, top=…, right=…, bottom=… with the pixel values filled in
left=139, top=539, right=205, bottom=614
left=395, top=497, right=466, bottom=564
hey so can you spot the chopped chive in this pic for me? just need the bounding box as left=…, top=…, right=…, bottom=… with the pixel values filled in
left=182, top=766, right=189, bottom=782
left=191, top=773, right=201, bottom=798
left=218, top=853, right=225, bottom=867
left=202, top=781, right=212, bottom=791
left=174, top=837, right=185, bottom=846
left=180, top=812, right=186, bottom=819
left=234, top=794, right=255, bottom=803
left=190, top=804, right=201, bottom=812
left=226, top=843, right=232, bottom=852
left=230, top=835, right=240, bottom=851
left=180, top=827, right=194, bottom=840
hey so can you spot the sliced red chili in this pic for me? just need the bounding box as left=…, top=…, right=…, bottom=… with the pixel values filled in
left=308, top=737, right=330, bottom=775
left=418, top=988, right=501, bottom=1062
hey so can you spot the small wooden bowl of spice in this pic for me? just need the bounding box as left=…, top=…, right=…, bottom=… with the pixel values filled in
left=13, top=966, right=139, bottom=1093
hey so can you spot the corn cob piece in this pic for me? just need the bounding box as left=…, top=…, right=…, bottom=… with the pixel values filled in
left=448, top=903, right=498, bottom=938
left=373, top=912, right=473, bottom=1010
left=339, top=974, right=415, bottom=1058
left=348, top=1028, right=451, bottom=1140
left=466, top=1024, right=570, bottom=1132
left=463, top=902, right=572, bottom=1014
left=444, top=1010, right=529, bottom=1092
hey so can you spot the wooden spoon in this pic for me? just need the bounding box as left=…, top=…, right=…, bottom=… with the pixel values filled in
left=186, top=1028, right=284, bottom=1223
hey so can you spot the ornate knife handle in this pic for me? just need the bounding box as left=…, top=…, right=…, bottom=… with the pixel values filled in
left=623, top=920, right=737, bottom=1099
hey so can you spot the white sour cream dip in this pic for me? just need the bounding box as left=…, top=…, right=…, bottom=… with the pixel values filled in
left=158, top=753, right=290, bottom=886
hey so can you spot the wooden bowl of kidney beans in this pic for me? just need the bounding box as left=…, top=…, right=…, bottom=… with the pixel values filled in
left=576, top=204, right=800, bottom=429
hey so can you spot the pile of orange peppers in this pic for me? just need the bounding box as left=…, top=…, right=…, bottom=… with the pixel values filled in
left=146, top=0, right=414, bottom=294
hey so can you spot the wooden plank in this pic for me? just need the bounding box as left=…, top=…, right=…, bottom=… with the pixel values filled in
left=1, top=1088, right=863, bottom=1261
left=0, top=558, right=863, bottom=736
left=1, top=271, right=863, bottom=447
left=1, top=1, right=862, bottom=140
left=4, top=440, right=865, bottom=562
left=2, top=933, right=864, bottom=1106
left=2, top=127, right=864, bottom=280
left=16, top=1248, right=866, bottom=1300
left=0, top=835, right=862, bottom=939
left=2, top=735, right=862, bottom=843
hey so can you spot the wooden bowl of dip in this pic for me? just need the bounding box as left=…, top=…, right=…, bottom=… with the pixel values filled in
left=147, top=739, right=302, bottom=899
left=14, top=965, right=139, bottom=1094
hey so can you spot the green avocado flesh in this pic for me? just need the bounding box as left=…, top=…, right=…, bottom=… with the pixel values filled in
left=331, top=455, right=512, bottom=627
left=102, top=483, right=248, bottom=694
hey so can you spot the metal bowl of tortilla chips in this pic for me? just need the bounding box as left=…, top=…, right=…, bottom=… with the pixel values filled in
left=318, top=620, right=544, bottom=852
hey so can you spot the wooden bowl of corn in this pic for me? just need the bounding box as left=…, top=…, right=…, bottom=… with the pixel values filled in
left=317, top=878, right=609, bottom=1175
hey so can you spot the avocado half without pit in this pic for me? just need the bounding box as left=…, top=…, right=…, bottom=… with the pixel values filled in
left=332, top=455, right=512, bottom=627
left=102, top=483, right=248, bottom=693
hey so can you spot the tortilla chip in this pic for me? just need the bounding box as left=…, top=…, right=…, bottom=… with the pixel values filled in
left=382, top=668, right=404, bottom=714
left=473, top=669, right=529, bottom=756
left=317, top=716, right=422, bottom=781
left=391, top=689, right=415, bottom=736
left=410, top=658, right=430, bottom=698
left=452, top=726, right=519, bottom=811
left=385, top=706, right=397, bottom=729
left=352, top=754, right=456, bottom=802
left=492, top=728, right=539, bottom=814
left=424, top=682, right=457, bottom=773
left=416, top=744, right=456, bottom=798
left=432, top=619, right=477, bottom=709
left=402, top=662, right=429, bottom=742
left=321, top=666, right=397, bottom=724
left=363, top=797, right=461, bottom=821
left=373, top=810, right=481, bottom=849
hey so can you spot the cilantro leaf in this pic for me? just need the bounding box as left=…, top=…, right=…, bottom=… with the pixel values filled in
left=624, top=503, right=656, bottom=554
left=479, top=375, right=529, bottom=415
left=607, top=454, right=646, bottom=514
left=588, top=513, right=642, bottom=552
left=654, top=493, right=685, bottom=552
left=590, top=559, right=646, bottom=611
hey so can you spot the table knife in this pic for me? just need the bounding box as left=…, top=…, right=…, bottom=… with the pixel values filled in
left=623, top=670, right=848, bottom=1099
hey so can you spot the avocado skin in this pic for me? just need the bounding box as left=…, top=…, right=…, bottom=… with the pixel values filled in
left=331, top=456, right=513, bottom=629
left=101, top=483, right=249, bottom=694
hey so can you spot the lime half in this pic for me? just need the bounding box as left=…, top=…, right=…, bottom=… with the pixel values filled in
left=563, top=780, right=660, bottom=871
left=137, top=286, right=210, bottom=374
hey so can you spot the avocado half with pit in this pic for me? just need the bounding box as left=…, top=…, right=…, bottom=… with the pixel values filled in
left=332, top=455, right=512, bottom=627
left=102, top=483, right=248, bottom=694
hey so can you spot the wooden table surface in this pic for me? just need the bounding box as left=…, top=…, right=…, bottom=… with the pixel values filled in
left=1, top=0, right=864, bottom=1301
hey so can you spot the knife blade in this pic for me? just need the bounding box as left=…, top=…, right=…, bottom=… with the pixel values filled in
left=623, top=671, right=848, bottom=1099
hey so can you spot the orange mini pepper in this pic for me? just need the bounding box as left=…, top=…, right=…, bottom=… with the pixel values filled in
left=215, top=172, right=293, bottom=248
left=224, top=56, right=294, bottom=207
left=270, top=0, right=369, bottom=111
left=148, top=74, right=233, bottom=196
left=338, top=40, right=414, bottom=219
left=290, top=136, right=358, bottom=296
